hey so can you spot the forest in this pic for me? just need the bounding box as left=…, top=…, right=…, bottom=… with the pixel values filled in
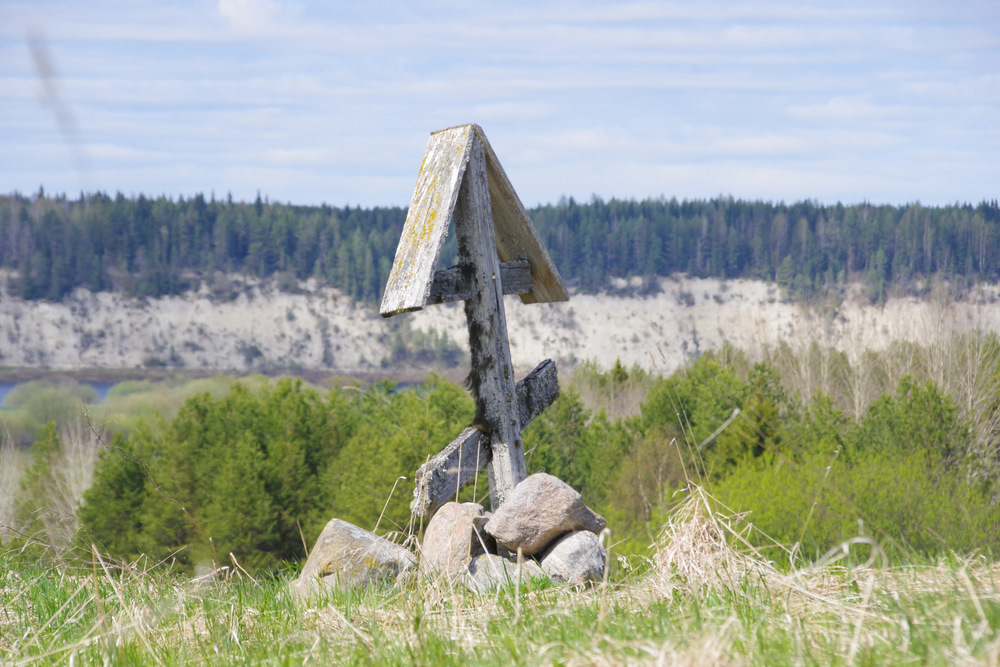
left=1, top=191, right=998, bottom=303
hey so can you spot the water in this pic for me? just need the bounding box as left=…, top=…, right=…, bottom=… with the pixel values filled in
left=0, top=381, right=116, bottom=406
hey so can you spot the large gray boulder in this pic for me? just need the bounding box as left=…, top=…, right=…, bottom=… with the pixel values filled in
left=290, top=519, right=415, bottom=597
left=419, top=502, right=493, bottom=579
left=466, top=553, right=548, bottom=593
left=539, top=530, right=607, bottom=586
left=483, top=473, right=606, bottom=555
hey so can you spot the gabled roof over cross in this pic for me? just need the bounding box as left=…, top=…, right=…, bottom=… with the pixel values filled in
left=380, top=124, right=567, bottom=318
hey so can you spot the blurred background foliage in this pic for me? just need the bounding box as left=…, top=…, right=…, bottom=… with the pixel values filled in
left=3, top=332, right=1000, bottom=572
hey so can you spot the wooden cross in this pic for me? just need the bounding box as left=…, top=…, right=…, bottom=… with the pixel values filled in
left=380, top=124, right=568, bottom=517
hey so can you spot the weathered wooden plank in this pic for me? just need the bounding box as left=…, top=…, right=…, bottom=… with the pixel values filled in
left=411, top=359, right=559, bottom=517
left=454, top=132, right=527, bottom=510
left=473, top=126, right=569, bottom=305
left=514, top=358, right=559, bottom=427
left=380, top=125, right=475, bottom=317
left=427, top=259, right=532, bottom=305
left=412, top=426, right=486, bottom=519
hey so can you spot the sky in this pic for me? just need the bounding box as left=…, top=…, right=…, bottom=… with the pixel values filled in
left=1, top=0, right=997, bottom=208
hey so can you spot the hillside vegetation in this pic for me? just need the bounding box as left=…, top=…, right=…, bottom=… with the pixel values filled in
left=3, top=328, right=999, bottom=573
left=4, top=335, right=1000, bottom=663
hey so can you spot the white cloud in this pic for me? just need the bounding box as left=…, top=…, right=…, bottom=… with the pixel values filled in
left=260, top=148, right=336, bottom=167
left=787, top=97, right=900, bottom=122
left=217, top=0, right=280, bottom=35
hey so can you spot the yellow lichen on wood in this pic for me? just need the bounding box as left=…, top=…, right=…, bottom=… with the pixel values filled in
left=380, top=125, right=475, bottom=316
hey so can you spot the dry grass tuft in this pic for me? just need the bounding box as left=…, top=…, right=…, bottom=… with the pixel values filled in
left=650, top=485, right=778, bottom=599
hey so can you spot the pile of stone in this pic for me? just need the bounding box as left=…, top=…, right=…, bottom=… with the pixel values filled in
left=290, top=473, right=607, bottom=597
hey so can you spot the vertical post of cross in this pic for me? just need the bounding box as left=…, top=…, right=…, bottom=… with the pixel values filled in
left=454, top=132, right=527, bottom=509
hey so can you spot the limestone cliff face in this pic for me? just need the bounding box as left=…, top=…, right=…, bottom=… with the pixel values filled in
left=1, top=275, right=998, bottom=376
left=0, top=282, right=389, bottom=373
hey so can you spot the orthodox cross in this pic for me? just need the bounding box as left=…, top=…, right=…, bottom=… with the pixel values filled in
left=380, top=124, right=568, bottom=517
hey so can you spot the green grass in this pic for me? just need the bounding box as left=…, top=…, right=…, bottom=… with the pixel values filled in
left=4, top=491, right=1000, bottom=665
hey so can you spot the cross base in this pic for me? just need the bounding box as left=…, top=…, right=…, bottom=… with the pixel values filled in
left=412, top=359, right=558, bottom=518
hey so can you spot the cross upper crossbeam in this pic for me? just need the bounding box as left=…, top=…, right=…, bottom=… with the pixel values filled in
left=427, top=259, right=533, bottom=306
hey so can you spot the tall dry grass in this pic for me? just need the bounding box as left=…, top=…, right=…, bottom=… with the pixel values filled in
left=3, top=416, right=102, bottom=554
left=0, top=431, right=25, bottom=545
left=647, top=484, right=1000, bottom=665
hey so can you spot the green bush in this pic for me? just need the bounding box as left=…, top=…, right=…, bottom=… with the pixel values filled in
left=79, top=376, right=476, bottom=573
left=76, top=432, right=146, bottom=557
left=706, top=377, right=997, bottom=560
left=854, top=376, right=970, bottom=467
left=319, top=377, right=473, bottom=533
left=631, top=361, right=999, bottom=561
left=2, top=380, right=97, bottom=445
left=81, top=379, right=345, bottom=570
left=711, top=445, right=1000, bottom=560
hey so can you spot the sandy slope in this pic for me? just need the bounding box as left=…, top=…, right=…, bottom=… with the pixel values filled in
left=2, top=274, right=999, bottom=377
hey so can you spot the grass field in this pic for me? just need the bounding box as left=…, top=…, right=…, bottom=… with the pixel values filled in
left=3, top=488, right=1000, bottom=665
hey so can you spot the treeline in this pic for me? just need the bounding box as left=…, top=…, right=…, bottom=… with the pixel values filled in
left=532, top=196, right=1000, bottom=297
left=1, top=191, right=998, bottom=302
left=0, top=191, right=408, bottom=302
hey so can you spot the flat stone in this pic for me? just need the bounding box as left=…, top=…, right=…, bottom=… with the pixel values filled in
left=540, top=530, right=607, bottom=586
left=420, top=502, right=493, bottom=579
left=483, top=473, right=606, bottom=555
left=466, top=553, right=548, bottom=594
left=290, top=518, right=415, bottom=597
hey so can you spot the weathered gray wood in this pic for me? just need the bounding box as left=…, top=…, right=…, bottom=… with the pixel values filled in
left=428, top=260, right=532, bottom=305
left=514, top=359, right=558, bottom=427
left=380, top=124, right=568, bottom=317
left=411, top=359, right=559, bottom=517
left=474, top=126, right=569, bottom=305
left=454, top=132, right=526, bottom=510
left=380, top=125, right=475, bottom=317
left=412, top=426, right=487, bottom=519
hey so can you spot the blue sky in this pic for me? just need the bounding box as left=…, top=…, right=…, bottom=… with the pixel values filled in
left=1, top=0, right=997, bottom=208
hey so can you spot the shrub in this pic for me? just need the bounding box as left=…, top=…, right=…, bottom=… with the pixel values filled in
left=81, top=379, right=345, bottom=571
left=2, top=381, right=98, bottom=445
left=79, top=376, right=476, bottom=573
left=855, top=376, right=971, bottom=468
left=711, top=445, right=1000, bottom=560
